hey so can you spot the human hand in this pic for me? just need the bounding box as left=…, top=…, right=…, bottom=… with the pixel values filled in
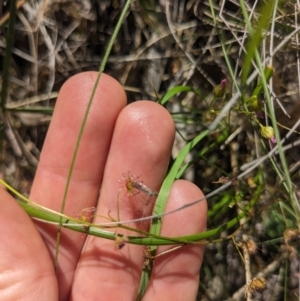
left=0, top=72, right=207, bottom=301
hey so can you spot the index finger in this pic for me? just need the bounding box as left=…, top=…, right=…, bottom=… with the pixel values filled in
left=30, top=72, right=127, bottom=299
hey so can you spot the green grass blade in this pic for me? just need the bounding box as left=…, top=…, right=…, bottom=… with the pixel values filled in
left=241, top=0, right=274, bottom=87
left=158, top=86, right=201, bottom=105
left=54, top=0, right=133, bottom=269
left=137, top=129, right=209, bottom=297
left=6, top=107, right=54, bottom=115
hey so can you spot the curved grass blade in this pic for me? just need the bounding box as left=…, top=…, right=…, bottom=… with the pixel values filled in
left=0, top=175, right=263, bottom=246
left=158, top=85, right=201, bottom=105
left=54, top=0, right=133, bottom=269
left=241, top=1, right=275, bottom=87
left=5, top=107, right=54, bottom=115
left=137, top=128, right=209, bottom=299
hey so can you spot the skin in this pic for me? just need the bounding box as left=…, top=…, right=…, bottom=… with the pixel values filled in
left=0, top=72, right=207, bottom=301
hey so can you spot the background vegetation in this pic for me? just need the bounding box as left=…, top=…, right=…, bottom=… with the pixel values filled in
left=1, top=0, right=300, bottom=300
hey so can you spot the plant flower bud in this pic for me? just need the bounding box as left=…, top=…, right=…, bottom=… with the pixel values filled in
left=260, top=125, right=276, bottom=143
left=213, top=79, right=227, bottom=98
